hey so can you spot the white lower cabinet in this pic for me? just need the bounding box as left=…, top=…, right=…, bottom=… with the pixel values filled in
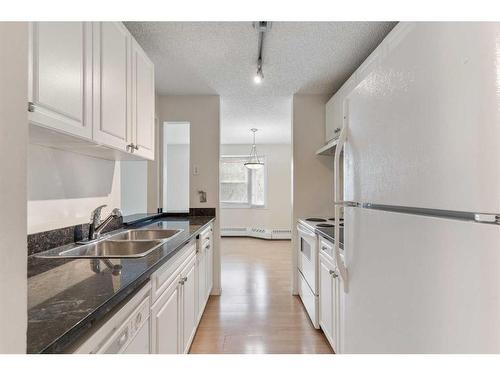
left=72, top=225, right=214, bottom=354
left=151, top=274, right=181, bottom=354
left=196, top=242, right=207, bottom=321
left=150, top=225, right=214, bottom=354
left=181, top=255, right=197, bottom=353
left=319, top=248, right=340, bottom=353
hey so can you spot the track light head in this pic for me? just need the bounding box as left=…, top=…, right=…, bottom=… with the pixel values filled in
left=254, top=67, right=264, bottom=84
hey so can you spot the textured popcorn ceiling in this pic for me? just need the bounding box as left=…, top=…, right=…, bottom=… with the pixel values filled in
left=125, top=22, right=396, bottom=144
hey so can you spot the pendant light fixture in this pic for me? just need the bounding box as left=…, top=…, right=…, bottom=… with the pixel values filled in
left=244, top=128, right=264, bottom=170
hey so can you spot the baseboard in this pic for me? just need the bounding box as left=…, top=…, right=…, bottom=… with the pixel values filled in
left=221, top=227, right=292, bottom=240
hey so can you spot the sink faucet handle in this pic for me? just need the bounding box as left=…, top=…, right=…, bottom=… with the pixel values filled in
left=90, top=204, right=107, bottom=224
left=111, top=208, right=123, bottom=218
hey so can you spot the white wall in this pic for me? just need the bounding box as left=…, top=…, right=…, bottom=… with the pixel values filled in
left=220, top=143, right=291, bottom=231
left=156, top=95, right=222, bottom=295
left=28, top=145, right=121, bottom=234
left=291, top=94, right=334, bottom=293
left=0, top=22, right=28, bottom=353
left=121, top=161, right=148, bottom=216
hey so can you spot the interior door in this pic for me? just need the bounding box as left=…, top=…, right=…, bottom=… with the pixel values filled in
left=93, top=22, right=131, bottom=152
left=29, top=22, right=92, bottom=139
left=131, top=38, right=155, bottom=160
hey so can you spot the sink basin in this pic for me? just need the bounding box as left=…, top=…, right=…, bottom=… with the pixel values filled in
left=36, top=239, right=164, bottom=259
left=33, top=228, right=184, bottom=259
left=108, top=229, right=182, bottom=241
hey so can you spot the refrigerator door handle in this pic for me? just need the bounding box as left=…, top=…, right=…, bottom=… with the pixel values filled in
left=334, top=113, right=349, bottom=293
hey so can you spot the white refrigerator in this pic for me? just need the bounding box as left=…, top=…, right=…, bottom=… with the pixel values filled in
left=335, top=22, right=500, bottom=353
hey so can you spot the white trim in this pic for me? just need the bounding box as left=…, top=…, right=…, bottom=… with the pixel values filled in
left=221, top=227, right=291, bottom=240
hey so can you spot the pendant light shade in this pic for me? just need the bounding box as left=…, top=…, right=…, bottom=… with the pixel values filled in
left=244, top=128, right=264, bottom=169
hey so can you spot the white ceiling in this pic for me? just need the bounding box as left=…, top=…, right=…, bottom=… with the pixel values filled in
left=125, top=22, right=396, bottom=144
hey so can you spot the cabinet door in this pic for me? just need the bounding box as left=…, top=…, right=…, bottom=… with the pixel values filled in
left=29, top=22, right=92, bottom=139
left=151, top=279, right=181, bottom=354
left=205, top=238, right=213, bottom=298
left=197, top=247, right=206, bottom=321
left=319, top=258, right=333, bottom=343
left=131, top=39, right=155, bottom=160
left=93, top=22, right=131, bottom=152
left=182, top=260, right=197, bottom=353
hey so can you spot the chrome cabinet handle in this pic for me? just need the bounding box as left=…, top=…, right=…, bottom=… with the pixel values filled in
left=135, top=312, right=142, bottom=327
left=205, top=244, right=210, bottom=250
left=179, top=276, right=188, bottom=285
left=117, top=330, right=128, bottom=347
left=127, top=143, right=135, bottom=153
left=329, top=270, right=338, bottom=278
left=321, top=246, right=328, bottom=251
left=334, top=127, right=341, bottom=134
left=134, top=144, right=139, bottom=150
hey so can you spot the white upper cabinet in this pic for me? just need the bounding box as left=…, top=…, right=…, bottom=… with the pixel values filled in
left=29, top=22, right=93, bottom=139
left=92, top=22, right=131, bottom=152
left=324, top=74, right=356, bottom=144
left=28, top=22, right=155, bottom=161
left=131, top=39, right=155, bottom=160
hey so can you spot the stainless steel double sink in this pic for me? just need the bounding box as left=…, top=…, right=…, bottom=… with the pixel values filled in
left=34, top=229, right=183, bottom=259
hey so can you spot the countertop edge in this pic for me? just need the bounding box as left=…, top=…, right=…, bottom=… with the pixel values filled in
left=35, top=217, right=215, bottom=354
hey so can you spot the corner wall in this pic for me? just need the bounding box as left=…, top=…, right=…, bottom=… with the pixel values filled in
left=0, top=22, right=28, bottom=353
left=156, top=95, right=221, bottom=294
left=291, top=94, right=334, bottom=293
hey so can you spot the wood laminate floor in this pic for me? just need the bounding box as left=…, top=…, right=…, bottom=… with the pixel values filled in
left=189, top=237, right=333, bottom=354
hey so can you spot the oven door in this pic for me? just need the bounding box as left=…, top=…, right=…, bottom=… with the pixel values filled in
left=297, top=223, right=318, bottom=294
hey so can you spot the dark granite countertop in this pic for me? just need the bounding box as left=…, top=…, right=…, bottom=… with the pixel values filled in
left=27, top=215, right=215, bottom=354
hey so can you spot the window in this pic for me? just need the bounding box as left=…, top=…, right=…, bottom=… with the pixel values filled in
left=220, top=156, right=267, bottom=208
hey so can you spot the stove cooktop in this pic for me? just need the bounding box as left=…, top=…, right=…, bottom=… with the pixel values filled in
left=316, top=223, right=334, bottom=228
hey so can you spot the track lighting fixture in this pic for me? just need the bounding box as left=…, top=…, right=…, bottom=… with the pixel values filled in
left=252, top=21, right=271, bottom=84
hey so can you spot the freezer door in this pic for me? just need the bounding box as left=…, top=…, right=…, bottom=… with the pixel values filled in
left=342, top=207, right=500, bottom=353
left=344, top=22, right=500, bottom=213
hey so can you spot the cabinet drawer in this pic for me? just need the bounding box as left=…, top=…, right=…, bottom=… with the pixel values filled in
left=151, top=240, right=196, bottom=302
left=319, top=237, right=335, bottom=264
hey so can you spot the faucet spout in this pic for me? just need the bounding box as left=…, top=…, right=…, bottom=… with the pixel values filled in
left=87, top=206, right=122, bottom=242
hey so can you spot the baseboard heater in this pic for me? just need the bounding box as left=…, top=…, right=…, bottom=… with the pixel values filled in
left=221, top=227, right=291, bottom=240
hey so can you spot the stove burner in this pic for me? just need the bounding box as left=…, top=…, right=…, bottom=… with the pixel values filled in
left=316, top=223, right=334, bottom=228
left=306, top=218, right=327, bottom=222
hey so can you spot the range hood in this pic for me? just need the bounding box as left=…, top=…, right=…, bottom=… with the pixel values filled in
left=315, top=138, right=339, bottom=156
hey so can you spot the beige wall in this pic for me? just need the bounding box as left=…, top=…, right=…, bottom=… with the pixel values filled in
left=0, top=22, right=28, bottom=353
left=291, top=94, right=334, bottom=293
left=220, top=143, right=292, bottom=231
left=156, top=95, right=221, bottom=294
